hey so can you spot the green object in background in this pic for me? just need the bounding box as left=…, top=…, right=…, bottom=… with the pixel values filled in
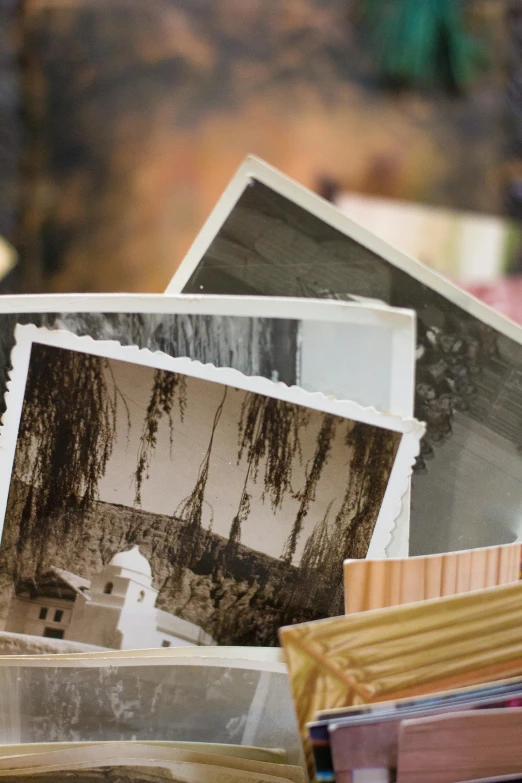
left=360, top=0, right=487, bottom=92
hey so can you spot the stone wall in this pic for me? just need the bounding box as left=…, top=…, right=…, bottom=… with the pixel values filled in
left=0, top=483, right=302, bottom=646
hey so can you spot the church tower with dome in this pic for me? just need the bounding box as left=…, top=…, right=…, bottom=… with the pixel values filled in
left=62, top=545, right=214, bottom=650
left=89, top=545, right=159, bottom=612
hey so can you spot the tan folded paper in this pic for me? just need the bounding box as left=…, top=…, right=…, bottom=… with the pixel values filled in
left=0, top=758, right=291, bottom=783
left=344, top=542, right=522, bottom=615
left=279, top=580, right=522, bottom=778
left=0, top=743, right=303, bottom=783
left=0, top=744, right=286, bottom=765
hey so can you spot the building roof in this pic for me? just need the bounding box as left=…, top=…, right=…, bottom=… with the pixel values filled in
left=51, top=567, right=91, bottom=595
left=156, top=609, right=215, bottom=646
left=109, top=545, right=152, bottom=577
left=16, top=567, right=91, bottom=601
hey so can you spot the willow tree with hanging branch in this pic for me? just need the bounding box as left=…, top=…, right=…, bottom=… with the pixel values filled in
left=299, top=499, right=335, bottom=576
left=282, top=413, right=340, bottom=564
left=284, top=426, right=368, bottom=613
left=287, top=498, right=337, bottom=620
left=224, top=392, right=310, bottom=560
left=325, top=424, right=400, bottom=603
left=171, top=386, right=228, bottom=578
left=226, top=477, right=251, bottom=556
left=132, top=371, right=400, bottom=614
left=286, top=422, right=401, bottom=617
left=131, top=369, right=225, bottom=581
left=134, top=369, right=187, bottom=506
left=13, top=343, right=127, bottom=555
left=341, top=425, right=401, bottom=557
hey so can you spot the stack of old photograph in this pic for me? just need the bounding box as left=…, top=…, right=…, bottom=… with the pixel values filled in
left=0, top=157, right=522, bottom=783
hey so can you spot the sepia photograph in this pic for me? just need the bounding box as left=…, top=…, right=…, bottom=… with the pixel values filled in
left=167, top=156, right=522, bottom=557
left=0, top=325, right=421, bottom=654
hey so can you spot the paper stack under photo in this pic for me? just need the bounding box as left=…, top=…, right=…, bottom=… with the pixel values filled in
left=2, top=153, right=522, bottom=783
left=0, top=648, right=301, bottom=761
left=280, top=576, right=522, bottom=779
left=0, top=742, right=305, bottom=783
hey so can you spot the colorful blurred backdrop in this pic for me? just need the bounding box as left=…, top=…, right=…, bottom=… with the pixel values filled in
left=1, top=0, right=522, bottom=296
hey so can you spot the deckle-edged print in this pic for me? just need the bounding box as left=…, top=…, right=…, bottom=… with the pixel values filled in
left=0, top=295, right=415, bottom=566
left=0, top=325, right=422, bottom=652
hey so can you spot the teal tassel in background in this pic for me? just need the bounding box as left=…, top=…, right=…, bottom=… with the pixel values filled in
left=360, top=0, right=487, bottom=93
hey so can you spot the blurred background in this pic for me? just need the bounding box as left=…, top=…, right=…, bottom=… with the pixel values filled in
left=1, top=0, right=522, bottom=315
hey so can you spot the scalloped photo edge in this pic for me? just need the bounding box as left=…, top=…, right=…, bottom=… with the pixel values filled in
left=0, top=324, right=424, bottom=651
left=1, top=324, right=423, bottom=553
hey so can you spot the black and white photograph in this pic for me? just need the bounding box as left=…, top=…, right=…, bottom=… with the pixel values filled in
left=0, top=325, right=421, bottom=654
left=0, top=294, right=415, bottom=420
left=167, top=156, right=522, bottom=557
left=0, top=657, right=301, bottom=762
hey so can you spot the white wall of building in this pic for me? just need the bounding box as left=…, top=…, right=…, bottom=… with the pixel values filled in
left=65, top=547, right=208, bottom=649
left=7, top=547, right=213, bottom=650
left=5, top=596, right=73, bottom=638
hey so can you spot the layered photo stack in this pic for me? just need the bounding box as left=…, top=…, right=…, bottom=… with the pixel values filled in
left=0, top=157, right=521, bottom=783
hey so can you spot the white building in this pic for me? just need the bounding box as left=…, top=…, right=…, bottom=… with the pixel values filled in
left=4, top=567, right=90, bottom=640
left=6, top=546, right=214, bottom=649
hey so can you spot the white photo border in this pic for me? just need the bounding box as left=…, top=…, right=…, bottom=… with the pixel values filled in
left=0, top=324, right=424, bottom=567
left=0, top=646, right=288, bottom=671
left=0, top=294, right=416, bottom=557
left=165, top=154, right=522, bottom=348
left=0, top=293, right=415, bottom=420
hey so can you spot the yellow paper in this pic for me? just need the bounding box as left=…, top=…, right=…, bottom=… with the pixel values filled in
left=279, top=580, right=522, bottom=778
